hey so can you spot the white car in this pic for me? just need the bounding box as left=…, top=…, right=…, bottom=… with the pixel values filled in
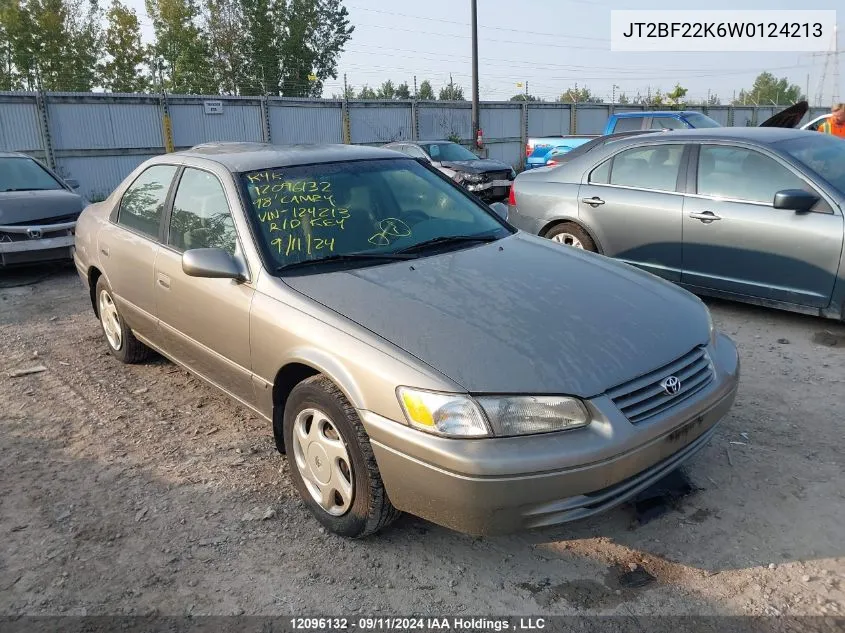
left=802, top=114, right=832, bottom=132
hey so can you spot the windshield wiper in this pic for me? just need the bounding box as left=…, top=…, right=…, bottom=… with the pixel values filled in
left=276, top=252, right=416, bottom=273
left=1, top=188, right=49, bottom=192
left=397, top=233, right=500, bottom=254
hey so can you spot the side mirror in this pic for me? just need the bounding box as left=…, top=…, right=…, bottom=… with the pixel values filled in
left=65, top=178, right=80, bottom=189
left=773, top=189, right=819, bottom=213
left=489, top=202, right=509, bottom=221
left=182, top=248, right=245, bottom=280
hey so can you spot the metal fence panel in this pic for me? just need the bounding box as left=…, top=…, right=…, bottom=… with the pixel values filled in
left=485, top=142, right=522, bottom=169
left=56, top=153, right=157, bottom=201
left=269, top=102, right=343, bottom=144
left=479, top=105, right=521, bottom=140
left=418, top=104, right=471, bottom=140
left=574, top=105, right=612, bottom=134
left=0, top=94, right=42, bottom=152
left=48, top=99, right=163, bottom=150
left=526, top=104, right=571, bottom=136
left=170, top=100, right=263, bottom=147
left=731, top=107, right=757, bottom=127
left=349, top=102, right=412, bottom=144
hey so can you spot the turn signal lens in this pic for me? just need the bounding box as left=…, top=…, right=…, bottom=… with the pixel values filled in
left=396, top=388, right=489, bottom=437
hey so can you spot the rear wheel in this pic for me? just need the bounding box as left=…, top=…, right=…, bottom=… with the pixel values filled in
left=283, top=375, right=400, bottom=538
left=95, top=277, right=151, bottom=364
left=544, top=222, right=597, bottom=252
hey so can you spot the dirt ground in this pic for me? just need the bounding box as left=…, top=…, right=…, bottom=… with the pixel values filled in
left=1, top=263, right=844, bottom=618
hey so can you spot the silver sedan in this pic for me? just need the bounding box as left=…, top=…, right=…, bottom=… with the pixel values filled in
left=508, top=127, right=845, bottom=321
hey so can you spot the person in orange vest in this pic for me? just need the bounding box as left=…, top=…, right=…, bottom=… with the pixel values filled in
left=818, top=103, right=845, bottom=138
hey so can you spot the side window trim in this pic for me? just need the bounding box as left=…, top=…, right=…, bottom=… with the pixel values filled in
left=111, top=163, right=180, bottom=242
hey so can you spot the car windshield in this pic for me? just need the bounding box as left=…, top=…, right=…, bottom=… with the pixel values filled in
left=240, top=158, right=510, bottom=272
left=775, top=135, right=845, bottom=194
left=683, top=113, right=722, bottom=128
left=0, top=157, right=63, bottom=192
left=420, top=142, right=479, bottom=162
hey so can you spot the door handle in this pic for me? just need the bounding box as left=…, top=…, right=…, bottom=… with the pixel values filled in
left=689, top=211, right=722, bottom=223
left=100, top=246, right=109, bottom=257
left=581, top=196, right=605, bottom=207
left=157, top=273, right=170, bottom=290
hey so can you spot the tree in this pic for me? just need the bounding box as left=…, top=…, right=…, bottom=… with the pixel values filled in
left=706, top=93, right=721, bottom=106
left=331, top=83, right=354, bottom=99
left=510, top=93, right=538, bottom=101
left=395, top=81, right=410, bottom=99
left=733, top=71, right=802, bottom=105
left=0, top=0, right=15, bottom=90
left=558, top=86, right=602, bottom=104
left=617, top=92, right=630, bottom=105
left=203, top=0, right=246, bottom=94
left=666, top=83, right=688, bottom=109
left=376, top=79, right=395, bottom=99
left=277, top=0, right=353, bottom=98
left=238, top=0, right=278, bottom=95
left=417, top=79, right=435, bottom=100
left=99, top=0, right=147, bottom=92
left=146, top=0, right=216, bottom=94
left=357, top=84, right=376, bottom=99
left=438, top=75, right=464, bottom=101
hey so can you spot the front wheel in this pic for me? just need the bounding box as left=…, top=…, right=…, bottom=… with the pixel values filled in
left=544, top=222, right=597, bottom=252
left=283, top=375, right=400, bottom=538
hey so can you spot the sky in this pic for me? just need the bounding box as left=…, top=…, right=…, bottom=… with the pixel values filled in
left=124, top=0, right=844, bottom=105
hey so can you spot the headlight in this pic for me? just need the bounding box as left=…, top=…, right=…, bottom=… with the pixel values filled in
left=457, top=172, right=483, bottom=184
left=476, top=396, right=591, bottom=437
left=509, top=168, right=517, bottom=179
left=397, top=387, right=489, bottom=437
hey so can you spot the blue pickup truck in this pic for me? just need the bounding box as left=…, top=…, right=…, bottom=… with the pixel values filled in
left=603, top=103, right=809, bottom=134
left=524, top=135, right=596, bottom=170
left=603, top=111, right=722, bottom=134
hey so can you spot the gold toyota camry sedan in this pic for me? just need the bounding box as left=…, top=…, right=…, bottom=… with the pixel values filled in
left=74, top=142, right=739, bottom=538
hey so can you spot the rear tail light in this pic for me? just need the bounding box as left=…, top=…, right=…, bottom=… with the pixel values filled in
left=508, top=184, right=516, bottom=206
left=546, top=159, right=558, bottom=167
left=525, top=144, right=533, bottom=157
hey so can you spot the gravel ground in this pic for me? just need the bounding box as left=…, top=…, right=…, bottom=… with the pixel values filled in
left=1, top=263, right=844, bottom=618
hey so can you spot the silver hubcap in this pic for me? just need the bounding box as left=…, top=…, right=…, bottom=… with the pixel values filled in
left=98, top=289, right=123, bottom=350
left=292, top=408, right=353, bottom=516
left=551, top=232, right=584, bottom=249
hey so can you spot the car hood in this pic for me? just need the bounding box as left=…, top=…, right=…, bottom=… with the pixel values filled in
left=0, top=189, right=84, bottom=225
left=759, top=101, right=809, bottom=128
left=284, top=233, right=710, bottom=397
left=439, top=159, right=512, bottom=174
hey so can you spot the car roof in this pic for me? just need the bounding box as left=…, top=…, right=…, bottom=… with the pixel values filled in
left=630, top=127, right=809, bottom=143
left=175, top=142, right=404, bottom=172
left=614, top=111, right=701, bottom=118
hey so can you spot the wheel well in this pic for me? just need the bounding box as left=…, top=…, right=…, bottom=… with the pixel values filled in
left=540, top=219, right=602, bottom=254
left=88, top=267, right=103, bottom=316
left=271, top=363, right=320, bottom=454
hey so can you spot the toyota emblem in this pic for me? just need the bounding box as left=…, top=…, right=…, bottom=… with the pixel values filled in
left=660, top=376, right=681, bottom=396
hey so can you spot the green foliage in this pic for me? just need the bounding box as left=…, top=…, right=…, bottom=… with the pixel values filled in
left=100, top=0, right=148, bottom=92
left=395, top=81, right=410, bottom=100
left=1, top=0, right=102, bottom=91
left=417, top=79, right=435, bottom=100
left=447, top=132, right=461, bottom=144
left=356, top=84, right=376, bottom=99
left=510, top=93, right=538, bottom=102
left=616, top=92, right=630, bottom=105
left=558, top=87, right=603, bottom=104
left=666, top=83, right=688, bottom=109
left=146, top=0, right=216, bottom=94
left=438, top=76, right=464, bottom=101
left=203, top=0, right=246, bottom=94
left=733, top=72, right=802, bottom=105
left=376, top=79, right=395, bottom=99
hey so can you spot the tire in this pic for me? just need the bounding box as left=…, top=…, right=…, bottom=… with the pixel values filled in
left=544, top=222, right=597, bottom=252
left=95, top=276, right=151, bottom=364
left=283, top=375, right=400, bottom=538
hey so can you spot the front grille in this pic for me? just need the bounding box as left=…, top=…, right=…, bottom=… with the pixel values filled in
left=607, top=346, right=714, bottom=424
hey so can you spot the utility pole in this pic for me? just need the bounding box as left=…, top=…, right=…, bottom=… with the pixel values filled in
left=525, top=81, right=529, bottom=99
left=413, top=75, right=418, bottom=99
left=470, top=0, right=480, bottom=146
left=343, top=73, right=348, bottom=99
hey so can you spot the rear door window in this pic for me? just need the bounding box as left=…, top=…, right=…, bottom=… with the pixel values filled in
left=608, top=145, right=684, bottom=192
left=117, top=165, right=178, bottom=239
left=613, top=117, right=643, bottom=132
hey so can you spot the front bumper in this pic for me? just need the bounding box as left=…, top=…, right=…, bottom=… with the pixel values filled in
left=463, top=179, right=513, bottom=202
left=362, top=334, right=739, bottom=535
